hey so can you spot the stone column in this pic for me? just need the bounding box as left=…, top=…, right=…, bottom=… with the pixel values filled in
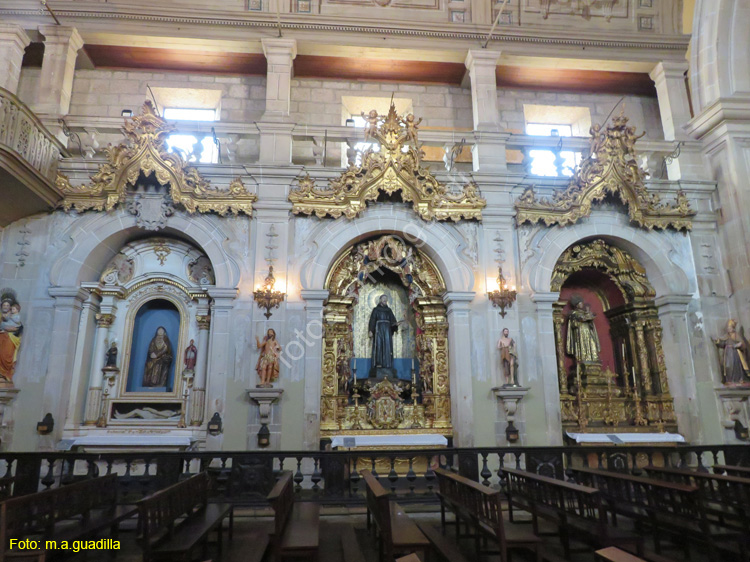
left=41, top=287, right=88, bottom=445
left=443, top=291, right=476, bottom=447
left=204, top=288, right=238, bottom=449
left=83, top=311, right=115, bottom=425
left=190, top=309, right=211, bottom=426
left=656, top=295, right=723, bottom=443
left=529, top=292, right=564, bottom=446
left=464, top=50, right=507, bottom=172
left=649, top=61, right=707, bottom=180
left=259, top=38, right=297, bottom=164
left=35, top=26, right=83, bottom=117
left=300, top=289, right=328, bottom=451
left=0, top=24, right=30, bottom=95
left=650, top=61, right=692, bottom=142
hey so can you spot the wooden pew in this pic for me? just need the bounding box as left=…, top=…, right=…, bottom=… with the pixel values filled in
left=0, top=476, right=12, bottom=501
left=714, top=464, right=750, bottom=479
left=502, top=467, right=643, bottom=559
left=433, top=467, right=541, bottom=562
left=570, top=467, right=720, bottom=559
left=595, top=547, right=648, bottom=562
left=138, top=471, right=234, bottom=562
left=361, top=469, right=431, bottom=562
left=0, top=474, right=136, bottom=562
left=643, top=466, right=749, bottom=559
left=267, top=471, right=319, bottom=562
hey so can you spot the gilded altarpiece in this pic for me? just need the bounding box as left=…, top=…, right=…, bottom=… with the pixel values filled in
left=320, top=235, right=452, bottom=438
left=552, top=239, right=677, bottom=433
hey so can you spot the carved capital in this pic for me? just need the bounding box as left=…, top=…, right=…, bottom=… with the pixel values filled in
left=95, top=313, right=115, bottom=327
left=196, top=315, right=211, bottom=330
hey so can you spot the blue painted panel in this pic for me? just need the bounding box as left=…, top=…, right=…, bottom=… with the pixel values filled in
left=352, top=357, right=418, bottom=380
left=126, top=300, right=180, bottom=393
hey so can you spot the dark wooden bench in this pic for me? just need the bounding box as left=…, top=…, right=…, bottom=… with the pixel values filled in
left=361, top=469, right=431, bottom=562
left=714, top=464, right=750, bottom=479
left=414, top=521, right=470, bottom=562
left=138, top=471, right=233, bottom=562
left=0, top=474, right=136, bottom=561
left=267, top=471, right=319, bottom=562
left=595, top=547, right=648, bottom=562
left=340, top=523, right=366, bottom=562
left=433, top=467, right=541, bottom=562
left=570, top=467, right=724, bottom=559
left=643, top=466, right=749, bottom=559
left=502, top=467, right=643, bottom=559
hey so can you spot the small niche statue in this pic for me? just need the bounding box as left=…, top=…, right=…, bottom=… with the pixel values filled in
left=714, top=319, right=750, bottom=386
left=184, top=339, right=198, bottom=373
left=497, top=327, right=518, bottom=386
left=255, top=328, right=281, bottom=387
left=104, top=341, right=119, bottom=370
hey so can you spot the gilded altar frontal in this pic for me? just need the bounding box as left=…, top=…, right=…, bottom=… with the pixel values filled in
left=0, top=0, right=748, bottom=459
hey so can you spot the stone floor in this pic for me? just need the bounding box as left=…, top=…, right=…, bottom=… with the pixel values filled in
left=57, top=504, right=702, bottom=562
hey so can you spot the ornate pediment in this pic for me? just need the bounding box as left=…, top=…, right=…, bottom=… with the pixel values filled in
left=515, top=114, right=695, bottom=231
left=289, top=103, right=485, bottom=222
left=56, top=101, right=256, bottom=216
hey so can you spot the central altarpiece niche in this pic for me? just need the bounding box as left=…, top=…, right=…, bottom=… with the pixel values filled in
left=552, top=239, right=677, bottom=433
left=320, top=235, right=452, bottom=437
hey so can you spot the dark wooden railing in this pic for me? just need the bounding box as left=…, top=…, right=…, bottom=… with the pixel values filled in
left=0, top=444, right=747, bottom=506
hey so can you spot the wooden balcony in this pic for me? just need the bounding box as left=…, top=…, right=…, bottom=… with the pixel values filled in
left=0, top=87, right=68, bottom=226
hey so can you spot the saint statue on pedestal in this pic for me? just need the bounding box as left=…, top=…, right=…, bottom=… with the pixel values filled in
left=105, top=342, right=118, bottom=369
left=143, top=326, right=173, bottom=387
left=256, top=328, right=281, bottom=387
left=566, top=296, right=601, bottom=367
left=714, top=320, right=750, bottom=386
left=0, top=291, right=23, bottom=386
left=368, top=295, right=403, bottom=378
left=497, top=328, right=518, bottom=386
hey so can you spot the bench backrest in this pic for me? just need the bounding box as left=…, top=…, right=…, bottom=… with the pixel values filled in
left=360, top=470, right=394, bottom=551
left=0, top=474, right=119, bottom=556
left=502, top=467, right=603, bottom=527
left=571, top=468, right=703, bottom=527
left=714, top=464, right=750, bottom=478
left=267, top=471, right=295, bottom=541
left=434, top=467, right=507, bottom=546
left=138, top=472, right=210, bottom=549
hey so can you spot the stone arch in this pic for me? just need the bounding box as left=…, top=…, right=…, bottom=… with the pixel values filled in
left=691, top=0, right=750, bottom=113
left=526, top=212, right=692, bottom=297
left=299, top=206, right=475, bottom=293
left=49, top=210, right=240, bottom=289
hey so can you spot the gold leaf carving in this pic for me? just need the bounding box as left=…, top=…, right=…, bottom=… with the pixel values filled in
left=515, top=113, right=695, bottom=231
left=289, top=103, right=485, bottom=222
left=56, top=101, right=256, bottom=216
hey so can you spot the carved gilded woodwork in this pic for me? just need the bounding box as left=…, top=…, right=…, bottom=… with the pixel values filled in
left=56, top=101, right=256, bottom=216
left=289, top=103, right=485, bottom=222
left=552, top=239, right=677, bottom=434
left=515, top=114, right=695, bottom=231
left=320, top=235, right=451, bottom=437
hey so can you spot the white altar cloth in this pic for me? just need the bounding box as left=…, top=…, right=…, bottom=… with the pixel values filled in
left=331, top=434, right=448, bottom=449
left=566, top=432, right=685, bottom=444
left=59, top=435, right=193, bottom=450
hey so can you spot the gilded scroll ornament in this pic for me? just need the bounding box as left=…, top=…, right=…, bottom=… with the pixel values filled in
left=289, top=103, right=486, bottom=222
left=56, top=101, right=256, bottom=216
left=515, top=114, right=695, bottom=231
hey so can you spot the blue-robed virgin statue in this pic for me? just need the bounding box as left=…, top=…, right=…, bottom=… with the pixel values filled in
left=368, top=295, right=402, bottom=378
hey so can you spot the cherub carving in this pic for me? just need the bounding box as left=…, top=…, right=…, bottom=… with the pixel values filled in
left=361, top=109, right=380, bottom=141
left=402, top=113, right=422, bottom=146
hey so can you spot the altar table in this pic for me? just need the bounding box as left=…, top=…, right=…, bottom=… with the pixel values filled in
left=330, top=434, right=448, bottom=449
left=565, top=432, right=686, bottom=445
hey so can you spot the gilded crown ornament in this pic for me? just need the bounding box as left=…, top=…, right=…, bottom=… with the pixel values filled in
left=515, top=113, right=695, bottom=231
left=56, top=101, right=256, bottom=216
left=289, top=103, right=486, bottom=222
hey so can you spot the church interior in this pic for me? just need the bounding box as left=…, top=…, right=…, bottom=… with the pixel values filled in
left=0, top=0, right=749, bottom=560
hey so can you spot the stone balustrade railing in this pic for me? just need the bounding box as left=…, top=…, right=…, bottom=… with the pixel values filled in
left=56, top=115, right=698, bottom=182
left=0, top=87, right=67, bottom=182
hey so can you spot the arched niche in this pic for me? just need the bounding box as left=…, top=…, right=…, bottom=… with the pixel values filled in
left=550, top=238, right=677, bottom=433
left=320, top=234, right=452, bottom=437
left=82, top=237, right=213, bottom=428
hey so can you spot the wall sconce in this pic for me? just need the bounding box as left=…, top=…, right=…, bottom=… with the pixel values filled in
left=207, top=412, right=223, bottom=435
left=121, top=109, right=133, bottom=117
left=253, top=265, right=286, bottom=319
left=505, top=420, right=520, bottom=443
left=487, top=265, right=517, bottom=318
left=258, top=424, right=271, bottom=448
left=36, top=413, right=54, bottom=435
